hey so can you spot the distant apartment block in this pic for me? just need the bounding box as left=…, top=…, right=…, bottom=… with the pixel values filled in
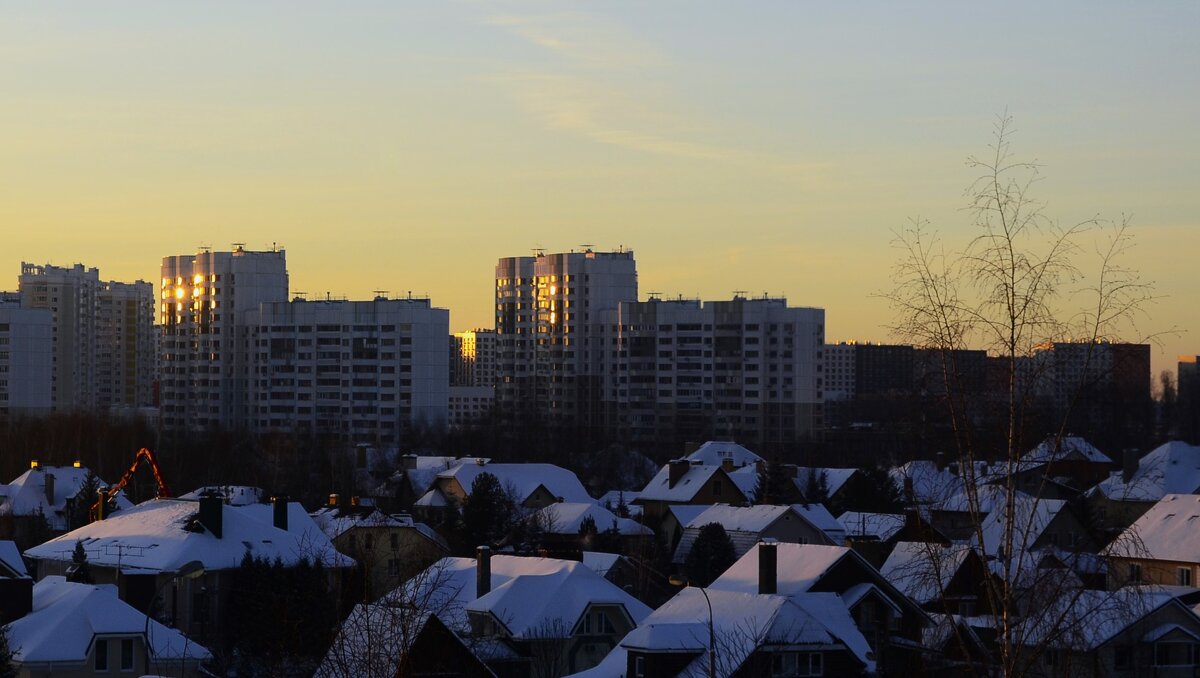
left=450, top=329, right=497, bottom=387
left=248, top=297, right=449, bottom=443
left=601, top=296, right=825, bottom=452
left=1180, top=356, right=1200, bottom=445
left=495, top=248, right=637, bottom=428
left=160, top=247, right=289, bottom=431
left=17, top=262, right=154, bottom=412
left=0, top=296, right=52, bottom=414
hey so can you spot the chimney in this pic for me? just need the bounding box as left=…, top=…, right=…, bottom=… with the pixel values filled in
left=198, top=495, right=223, bottom=538
left=43, top=473, right=55, bottom=506
left=1122, top=448, right=1140, bottom=483
left=935, top=451, right=946, bottom=472
left=759, top=539, right=778, bottom=595
left=272, top=496, right=288, bottom=532
left=402, top=454, right=418, bottom=471
left=350, top=496, right=361, bottom=507
left=328, top=493, right=340, bottom=507
left=903, top=477, right=914, bottom=503
left=721, top=458, right=735, bottom=473
left=476, top=546, right=492, bottom=599
left=668, top=459, right=689, bottom=488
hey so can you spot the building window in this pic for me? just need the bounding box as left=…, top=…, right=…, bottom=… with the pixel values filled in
left=121, top=638, right=135, bottom=670
left=1154, top=642, right=1200, bottom=666
left=1128, top=563, right=1143, bottom=582
left=772, top=651, right=823, bottom=676
left=95, top=639, right=109, bottom=670
left=1179, top=567, right=1193, bottom=587
left=633, top=655, right=646, bottom=678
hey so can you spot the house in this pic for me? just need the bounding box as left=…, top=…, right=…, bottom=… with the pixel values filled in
left=684, top=440, right=763, bottom=469
left=672, top=503, right=842, bottom=566
left=975, top=495, right=1095, bottom=563
left=531, top=502, right=653, bottom=557
left=0, top=464, right=131, bottom=549
left=635, top=460, right=755, bottom=523
left=1018, top=587, right=1200, bottom=677
left=1088, top=441, right=1200, bottom=534
left=1103, top=493, right=1200, bottom=589
left=709, top=542, right=929, bottom=675
left=794, top=466, right=860, bottom=505
left=311, top=499, right=449, bottom=601
left=5, top=576, right=211, bottom=678
left=178, top=485, right=265, bottom=506
left=891, top=459, right=995, bottom=508
left=385, top=454, right=468, bottom=508
left=839, top=511, right=950, bottom=566
left=595, top=490, right=641, bottom=518
left=1013, top=435, right=1114, bottom=492
left=23, top=496, right=352, bottom=644
left=414, top=461, right=593, bottom=514
left=321, top=550, right=651, bottom=677
left=880, top=541, right=996, bottom=617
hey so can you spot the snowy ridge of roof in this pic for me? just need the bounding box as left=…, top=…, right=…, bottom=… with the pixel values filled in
left=7, top=576, right=211, bottom=664
left=440, top=463, right=592, bottom=504
left=639, top=464, right=753, bottom=503
left=684, top=503, right=789, bottom=533
left=795, top=467, right=858, bottom=497
left=1090, top=441, right=1200, bottom=502
left=839, top=512, right=905, bottom=541
left=685, top=441, right=763, bottom=467
left=0, top=466, right=130, bottom=531
left=581, top=551, right=621, bottom=577
left=534, top=502, right=651, bottom=536
left=25, top=498, right=353, bottom=573
left=790, top=503, right=845, bottom=543
left=1022, top=436, right=1112, bottom=464
left=1105, top=493, right=1200, bottom=563
left=880, top=541, right=974, bottom=605
left=178, top=485, right=264, bottom=506
left=1019, top=588, right=1182, bottom=650
left=710, top=543, right=852, bottom=596
left=975, top=495, right=1066, bottom=560
left=0, top=540, right=29, bottom=578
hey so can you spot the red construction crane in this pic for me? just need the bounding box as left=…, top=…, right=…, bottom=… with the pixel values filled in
left=91, top=447, right=172, bottom=521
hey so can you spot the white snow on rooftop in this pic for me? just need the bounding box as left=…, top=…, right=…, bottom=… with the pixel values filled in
left=178, top=485, right=264, bottom=506
left=975, top=495, right=1067, bottom=561
left=1022, top=435, right=1112, bottom=464
left=440, top=462, right=592, bottom=504
left=534, top=502, right=651, bottom=536
left=1090, top=441, right=1200, bottom=503
left=0, top=466, right=130, bottom=531
left=795, top=467, right=858, bottom=497
left=880, top=541, right=974, bottom=605
left=0, top=540, right=28, bottom=578
left=684, top=441, right=763, bottom=467
left=638, top=463, right=752, bottom=503
left=711, top=543, right=852, bottom=596
left=839, top=511, right=906, bottom=542
left=24, top=498, right=353, bottom=573
left=1105, top=493, right=1200, bottom=563
left=6, top=576, right=211, bottom=664
left=1019, top=588, right=1182, bottom=650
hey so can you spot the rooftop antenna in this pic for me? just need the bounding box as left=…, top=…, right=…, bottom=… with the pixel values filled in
left=198, top=243, right=211, bottom=253
left=648, top=291, right=662, bottom=301
left=581, top=243, right=593, bottom=252
left=732, top=290, right=747, bottom=299
left=407, top=290, right=413, bottom=300
left=532, top=247, right=545, bottom=257
left=373, top=290, right=388, bottom=299
left=294, top=291, right=307, bottom=300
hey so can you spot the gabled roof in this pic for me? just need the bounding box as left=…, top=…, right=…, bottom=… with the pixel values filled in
left=684, top=503, right=791, bottom=533
left=0, top=540, right=29, bottom=578
left=439, top=463, right=592, bottom=505
left=575, top=588, right=874, bottom=677
left=534, top=502, right=652, bottom=536
left=1090, top=441, right=1200, bottom=502
left=673, top=504, right=839, bottom=564
left=1019, top=588, right=1189, bottom=651
left=710, top=543, right=852, bottom=596
left=310, top=505, right=447, bottom=549
left=685, top=441, right=763, bottom=468
left=394, top=555, right=650, bottom=640
left=24, top=498, right=353, bottom=573
left=891, top=460, right=999, bottom=507
left=596, top=490, right=641, bottom=515
left=1022, top=436, right=1112, bottom=464
left=1104, top=493, right=1200, bottom=563
left=975, top=495, right=1067, bottom=560
left=638, top=464, right=751, bottom=503
left=6, top=576, right=211, bottom=664
left=0, top=466, right=131, bottom=531
left=840, top=512, right=906, bottom=542
left=399, top=456, right=468, bottom=496
left=880, top=541, right=975, bottom=605
left=795, top=467, right=859, bottom=497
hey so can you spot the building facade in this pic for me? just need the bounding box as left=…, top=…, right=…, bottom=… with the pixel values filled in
left=0, top=297, right=52, bottom=415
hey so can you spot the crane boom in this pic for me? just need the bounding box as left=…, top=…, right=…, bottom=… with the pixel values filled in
left=91, top=447, right=171, bottom=520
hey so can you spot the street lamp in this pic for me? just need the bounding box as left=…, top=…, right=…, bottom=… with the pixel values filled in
left=669, top=575, right=716, bottom=678
left=144, top=560, right=206, bottom=675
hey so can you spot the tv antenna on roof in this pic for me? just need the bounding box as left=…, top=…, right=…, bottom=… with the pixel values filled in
left=532, top=247, right=545, bottom=257
left=648, top=291, right=662, bottom=300
left=732, top=290, right=747, bottom=299
left=373, top=290, right=389, bottom=299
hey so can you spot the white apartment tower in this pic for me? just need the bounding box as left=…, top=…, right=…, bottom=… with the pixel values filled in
left=18, top=263, right=155, bottom=412
left=0, top=295, right=53, bottom=414
left=248, top=297, right=449, bottom=443
left=159, top=247, right=289, bottom=431
left=495, top=249, right=637, bottom=427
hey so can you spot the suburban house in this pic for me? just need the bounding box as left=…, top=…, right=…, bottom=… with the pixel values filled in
left=531, top=501, right=653, bottom=557
left=320, top=550, right=651, bottom=677
left=635, top=460, right=756, bottom=523
left=839, top=511, right=950, bottom=566
left=880, top=541, right=996, bottom=617
left=995, top=435, right=1114, bottom=499
left=5, top=576, right=211, bottom=678
left=684, top=440, right=763, bottom=469
left=709, top=542, right=929, bottom=675
left=794, top=466, right=860, bottom=505
left=672, top=503, right=843, bottom=566
left=1088, top=441, right=1200, bottom=535
left=1104, top=493, right=1200, bottom=588
left=385, top=454, right=467, bottom=508
left=23, top=496, right=352, bottom=644
left=311, top=498, right=449, bottom=600
left=0, top=463, right=130, bottom=550
left=414, top=461, right=593, bottom=513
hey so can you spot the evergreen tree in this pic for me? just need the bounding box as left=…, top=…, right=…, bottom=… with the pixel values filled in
left=67, top=540, right=93, bottom=584
left=578, top=515, right=598, bottom=537
left=0, top=628, right=16, bottom=678
left=801, top=468, right=830, bottom=506
left=70, top=471, right=100, bottom=529
left=461, top=472, right=515, bottom=550
left=756, top=459, right=802, bottom=505
left=685, top=522, right=736, bottom=587
left=831, top=466, right=904, bottom=515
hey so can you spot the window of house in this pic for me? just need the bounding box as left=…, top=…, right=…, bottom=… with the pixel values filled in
left=1129, top=563, right=1143, bottom=582
left=633, top=655, right=646, bottom=678
left=1154, top=642, right=1199, bottom=666
left=772, top=652, right=823, bottom=676
left=121, top=638, right=134, bottom=670
left=95, top=639, right=109, bottom=670
left=1179, top=567, right=1193, bottom=587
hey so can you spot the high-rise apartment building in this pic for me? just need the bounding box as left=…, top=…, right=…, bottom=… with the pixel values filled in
left=159, top=247, right=289, bottom=431
left=495, top=249, right=637, bottom=427
left=600, top=296, right=824, bottom=453
left=248, top=297, right=449, bottom=443
left=450, top=329, right=498, bottom=387
left=0, top=295, right=53, bottom=414
left=18, top=263, right=154, bottom=412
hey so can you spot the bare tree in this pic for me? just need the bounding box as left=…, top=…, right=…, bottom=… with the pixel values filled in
left=885, top=114, right=1161, bottom=677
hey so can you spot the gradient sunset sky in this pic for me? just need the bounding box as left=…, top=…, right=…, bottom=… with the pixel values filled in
left=3, top=2, right=1196, bottom=376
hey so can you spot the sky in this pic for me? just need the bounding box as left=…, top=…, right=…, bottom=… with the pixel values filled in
left=3, top=1, right=1197, bottom=376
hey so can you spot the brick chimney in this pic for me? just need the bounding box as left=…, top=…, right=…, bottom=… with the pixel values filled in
left=198, top=495, right=223, bottom=538
left=272, top=496, right=288, bottom=531
left=721, top=458, right=735, bottom=473
left=43, top=472, right=55, bottom=506
left=402, top=454, right=418, bottom=471
left=759, top=539, right=778, bottom=595
left=328, top=493, right=340, bottom=507
left=476, top=545, right=492, bottom=599
left=668, top=459, right=690, bottom=488
left=1122, top=448, right=1140, bottom=483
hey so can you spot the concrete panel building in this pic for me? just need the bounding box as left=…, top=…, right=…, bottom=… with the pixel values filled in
left=0, top=297, right=53, bottom=415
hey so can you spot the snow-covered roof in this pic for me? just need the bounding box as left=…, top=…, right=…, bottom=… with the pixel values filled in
left=178, top=485, right=264, bottom=506
left=25, top=498, right=353, bottom=573
left=310, top=505, right=446, bottom=548
left=0, top=540, right=29, bottom=578
left=727, top=465, right=760, bottom=500
left=791, top=503, right=846, bottom=543
left=6, top=576, right=211, bottom=664
left=839, top=512, right=906, bottom=542
left=595, top=490, right=642, bottom=517
left=393, top=555, right=650, bottom=640
left=399, top=455, right=468, bottom=496
left=710, top=543, right=853, bottom=596
left=1090, top=441, right=1200, bottom=503
left=1019, top=588, right=1185, bottom=651
left=439, top=463, right=592, bottom=505
left=975, top=496, right=1067, bottom=560
left=890, top=460, right=998, bottom=507
left=684, top=503, right=791, bottom=533
left=673, top=504, right=838, bottom=564
left=684, top=441, right=763, bottom=468
left=936, top=484, right=1022, bottom=513
left=581, top=551, right=622, bottom=578
left=880, top=541, right=975, bottom=605
left=0, top=466, right=130, bottom=531
left=1104, top=494, right=1200, bottom=563
left=534, top=502, right=651, bottom=536
left=1021, top=436, right=1112, bottom=464
left=235, top=501, right=382, bottom=557
left=575, top=588, right=873, bottom=677
left=795, top=467, right=858, bottom=497
left=638, top=463, right=751, bottom=503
